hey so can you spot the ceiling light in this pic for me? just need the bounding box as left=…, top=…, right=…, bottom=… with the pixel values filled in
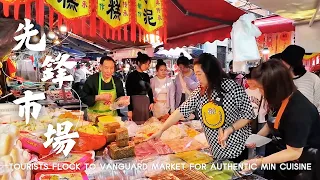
left=48, top=31, right=56, bottom=40
left=31, top=36, right=40, bottom=43
left=60, top=25, right=67, bottom=33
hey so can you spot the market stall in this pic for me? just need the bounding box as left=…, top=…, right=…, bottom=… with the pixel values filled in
left=1, top=112, right=267, bottom=180
left=0, top=1, right=271, bottom=180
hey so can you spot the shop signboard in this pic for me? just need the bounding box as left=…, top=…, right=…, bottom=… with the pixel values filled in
left=45, top=0, right=91, bottom=19
left=136, top=0, right=165, bottom=40
left=97, top=0, right=130, bottom=28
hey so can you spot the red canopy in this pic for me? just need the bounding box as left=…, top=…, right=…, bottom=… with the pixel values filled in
left=255, top=16, right=295, bottom=34
left=164, top=0, right=244, bottom=49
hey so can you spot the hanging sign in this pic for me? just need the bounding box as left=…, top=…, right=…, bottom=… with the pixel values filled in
left=276, top=32, right=292, bottom=53
left=45, top=0, right=90, bottom=19
left=136, top=0, right=164, bottom=33
left=97, top=0, right=130, bottom=28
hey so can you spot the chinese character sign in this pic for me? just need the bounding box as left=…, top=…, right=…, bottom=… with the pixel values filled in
left=97, top=0, right=130, bottom=28
left=13, top=90, right=46, bottom=124
left=136, top=0, right=164, bottom=33
left=41, top=53, right=77, bottom=88
left=43, top=121, right=79, bottom=156
left=45, top=0, right=90, bottom=19
left=13, top=18, right=46, bottom=51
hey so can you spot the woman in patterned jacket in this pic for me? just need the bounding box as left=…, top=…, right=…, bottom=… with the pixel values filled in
left=149, top=53, right=255, bottom=162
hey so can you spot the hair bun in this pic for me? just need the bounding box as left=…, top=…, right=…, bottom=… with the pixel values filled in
left=180, top=52, right=184, bottom=57
left=157, top=59, right=164, bottom=64
left=137, top=52, right=143, bottom=56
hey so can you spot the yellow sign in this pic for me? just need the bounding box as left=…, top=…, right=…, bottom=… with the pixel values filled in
left=136, top=0, right=164, bottom=33
left=202, top=102, right=225, bottom=129
left=45, top=0, right=90, bottom=19
left=97, top=0, right=130, bottom=28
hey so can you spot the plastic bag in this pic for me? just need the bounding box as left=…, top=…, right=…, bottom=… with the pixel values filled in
left=136, top=119, right=162, bottom=138
left=124, top=121, right=139, bottom=137
left=134, top=141, right=158, bottom=160
left=73, top=132, right=106, bottom=151
left=138, top=156, right=166, bottom=177
left=231, top=13, right=262, bottom=72
left=199, top=160, right=235, bottom=179
left=111, top=96, right=130, bottom=110
left=149, top=140, right=173, bottom=155
left=193, top=133, right=209, bottom=148
left=160, top=125, right=186, bottom=141
left=163, top=137, right=205, bottom=153
left=175, top=150, right=213, bottom=164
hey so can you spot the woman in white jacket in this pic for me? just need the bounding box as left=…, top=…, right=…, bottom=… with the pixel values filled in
left=151, top=59, right=175, bottom=118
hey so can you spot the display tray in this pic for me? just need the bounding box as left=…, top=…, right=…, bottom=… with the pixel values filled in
left=56, top=99, right=81, bottom=106
left=62, top=104, right=88, bottom=110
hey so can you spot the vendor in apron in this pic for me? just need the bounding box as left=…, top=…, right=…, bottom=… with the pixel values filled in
left=148, top=53, right=255, bottom=162
left=244, top=60, right=320, bottom=180
left=81, top=56, right=126, bottom=122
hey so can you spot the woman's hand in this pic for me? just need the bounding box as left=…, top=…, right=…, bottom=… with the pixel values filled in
left=149, top=103, right=154, bottom=111
left=146, top=130, right=163, bottom=141
left=240, top=158, right=263, bottom=173
left=218, top=127, right=233, bottom=148
left=127, top=111, right=132, bottom=121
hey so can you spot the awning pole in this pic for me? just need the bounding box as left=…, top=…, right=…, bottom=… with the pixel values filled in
left=170, top=0, right=233, bottom=25
left=309, top=0, right=320, bottom=27
left=167, top=25, right=229, bottom=41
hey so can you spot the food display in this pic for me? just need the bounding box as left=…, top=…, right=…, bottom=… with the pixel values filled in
left=103, top=122, right=121, bottom=143
left=78, top=125, right=101, bottom=135
left=175, top=151, right=213, bottom=164
left=3, top=103, right=264, bottom=180
left=134, top=141, right=158, bottom=159
left=199, top=161, right=235, bottom=180
left=193, top=133, right=209, bottom=148
left=185, top=127, right=200, bottom=138
left=150, top=140, right=173, bottom=155
left=36, top=152, right=92, bottom=172
left=136, top=119, right=162, bottom=138
left=150, top=172, right=180, bottom=180
left=35, top=171, right=89, bottom=180
left=132, top=136, right=145, bottom=145
left=12, top=121, right=48, bottom=132
left=107, top=141, right=135, bottom=160
left=160, top=125, right=186, bottom=141
left=0, top=125, right=31, bottom=180
left=105, top=122, right=121, bottom=133
left=20, top=132, right=52, bottom=155
left=171, top=169, right=209, bottom=180
left=115, top=127, right=129, bottom=140
left=163, top=137, right=205, bottom=153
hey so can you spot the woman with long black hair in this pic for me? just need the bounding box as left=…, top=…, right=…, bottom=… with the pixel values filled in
left=125, top=52, right=154, bottom=125
left=149, top=53, right=255, bottom=162
left=245, top=60, right=320, bottom=180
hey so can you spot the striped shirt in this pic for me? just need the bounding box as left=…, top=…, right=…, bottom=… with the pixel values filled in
left=293, top=71, right=320, bottom=113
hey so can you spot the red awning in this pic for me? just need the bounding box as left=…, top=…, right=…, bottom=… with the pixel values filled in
left=255, top=16, right=295, bottom=34
left=164, top=0, right=245, bottom=49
